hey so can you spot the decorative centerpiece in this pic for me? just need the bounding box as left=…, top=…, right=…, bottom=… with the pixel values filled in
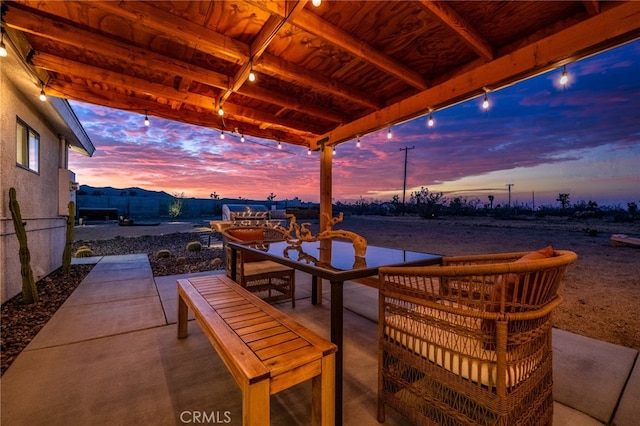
left=277, top=212, right=368, bottom=257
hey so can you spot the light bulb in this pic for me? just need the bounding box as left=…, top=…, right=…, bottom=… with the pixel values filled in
left=427, top=114, right=434, bottom=127
left=387, top=128, right=392, bottom=139
left=277, top=141, right=282, bottom=149
left=220, top=131, right=225, bottom=139
left=249, top=70, right=256, bottom=82
left=482, top=94, right=489, bottom=110
left=332, top=146, right=336, bottom=155
left=240, top=134, right=245, bottom=143
left=560, top=66, right=569, bottom=85
left=307, top=148, right=312, bottom=155
left=218, top=106, right=224, bottom=116
left=0, top=41, right=7, bottom=58
left=356, top=138, right=361, bottom=148
left=39, top=89, right=47, bottom=102
left=312, top=0, right=321, bottom=6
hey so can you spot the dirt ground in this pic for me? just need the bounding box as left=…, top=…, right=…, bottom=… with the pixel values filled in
left=74, top=215, right=640, bottom=350
left=335, top=215, right=640, bottom=351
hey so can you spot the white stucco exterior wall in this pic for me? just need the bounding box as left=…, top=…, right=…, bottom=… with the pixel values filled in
left=1, top=72, right=68, bottom=304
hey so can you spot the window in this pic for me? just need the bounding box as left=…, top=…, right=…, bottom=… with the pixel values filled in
left=16, top=118, right=39, bottom=173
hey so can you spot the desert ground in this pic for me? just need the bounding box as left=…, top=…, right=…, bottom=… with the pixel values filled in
left=72, top=214, right=640, bottom=351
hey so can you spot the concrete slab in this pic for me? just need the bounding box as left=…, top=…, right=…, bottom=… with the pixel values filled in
left=612, top=354, right=640, bottom=426
left=553, top=328, right=638, bottom=423
left=90, top=259, right=151, bottom=272
left=97, top=253, right=149, bottom=263
left=343, top=282, right=378, bottom=322
left=155, top=271, right=221, bottom=324
left=83, top=267, right=152, bottom=284
left=64, top=277, right=158, bottom=306
left=71, top=256, right=103, bottom=265
left=553, top=403, right=605, bottom=425
left=26, top=296, right=166, bottom=349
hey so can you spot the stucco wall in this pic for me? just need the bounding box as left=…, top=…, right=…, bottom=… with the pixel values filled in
left=1, top=73, right=67, bottom=304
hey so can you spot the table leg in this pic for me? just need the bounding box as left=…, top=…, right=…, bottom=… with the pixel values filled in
left=230, top=246, right=237, bottom=281
left=311, top=275, right=323, bottom=305
left=330, top=280, right=344, bottom=426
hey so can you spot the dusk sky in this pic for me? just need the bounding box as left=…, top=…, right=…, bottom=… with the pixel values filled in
left=69, top=39, right=640, bottom=208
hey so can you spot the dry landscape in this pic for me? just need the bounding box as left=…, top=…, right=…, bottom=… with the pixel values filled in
left=2, top=214, right=639, bottom=375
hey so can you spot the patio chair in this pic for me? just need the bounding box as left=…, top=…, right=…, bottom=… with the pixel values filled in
left=220, top=226, right=295, bottom=307
left=377, top=247, right=577, bottom=426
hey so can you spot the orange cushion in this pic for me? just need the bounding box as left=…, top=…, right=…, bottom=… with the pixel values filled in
left=228, top=228, right=265, bottom=262
left=228, top=228, right=264, bottom=241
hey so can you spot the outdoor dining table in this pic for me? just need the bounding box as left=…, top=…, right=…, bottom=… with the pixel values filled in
left=228, top=239, right=442, bottom=425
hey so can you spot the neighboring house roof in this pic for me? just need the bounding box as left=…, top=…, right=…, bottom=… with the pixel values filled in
left=1, top=27, right=94, bottom=157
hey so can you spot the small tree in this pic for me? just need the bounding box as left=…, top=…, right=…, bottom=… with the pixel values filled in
left=557, top=193, right=570, bottom=213
left=488, top=195, right=494, bottom=210
left=267, top=192, right=277, bottom=208
left=168, top=192, right=184, bottom=218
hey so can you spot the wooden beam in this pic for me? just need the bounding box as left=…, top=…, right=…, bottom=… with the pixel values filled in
left=220, top=1, right=306, bottom=105
left=314, top=1, right=640, bottom=149
left=418, top=0, right=494, bottom=60
left=45, top=81, right=312, bottom=147
left=31, top=52, right=325, bottom=136
left=252, top=1, right=429, bottom=90
left=88, top=0, right=379, bottom=110
left=582, top=0, right=600, bottom=16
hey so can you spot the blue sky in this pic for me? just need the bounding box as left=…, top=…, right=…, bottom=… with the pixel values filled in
left=69, top=39, right=640, bottom=207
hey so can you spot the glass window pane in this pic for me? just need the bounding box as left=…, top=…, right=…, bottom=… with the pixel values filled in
left=16, top=122, right=27, bottom=166
left=28, top=129, right=39, bottom=173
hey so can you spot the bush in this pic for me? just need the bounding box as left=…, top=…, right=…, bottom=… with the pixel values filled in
left=186, top=241, right=202, bottom=252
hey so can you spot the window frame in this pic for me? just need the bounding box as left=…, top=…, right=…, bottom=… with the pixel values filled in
left=16, top=117, right=40, bottom=174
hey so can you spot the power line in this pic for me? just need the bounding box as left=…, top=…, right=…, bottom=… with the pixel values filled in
left=400, top=146, right=415, bottom=215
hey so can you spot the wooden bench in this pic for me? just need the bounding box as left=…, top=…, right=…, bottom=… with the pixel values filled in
left=177, top=275, right=337, bottom=426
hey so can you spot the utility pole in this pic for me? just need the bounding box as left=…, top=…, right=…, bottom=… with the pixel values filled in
left=506, top=183, right=515, bottom=207
left=400, top=146, right=415, bottom=216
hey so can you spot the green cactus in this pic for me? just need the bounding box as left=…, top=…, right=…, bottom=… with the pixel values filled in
left=8, top=188, right=38, bottom=303
left=186, top=241, right=202, bottom=252
left=156, top=249, right=171, bottom=259
left=74, top=248, right=94, bottom=258
left=62, top=201, right=75, bottom=275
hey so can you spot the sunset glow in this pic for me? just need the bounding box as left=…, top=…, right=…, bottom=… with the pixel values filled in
left=69, top=41, right=640, bottom=208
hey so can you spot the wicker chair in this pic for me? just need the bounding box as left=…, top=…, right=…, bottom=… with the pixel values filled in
left=220, top=226, right=295, bottom=307
left=377, top=247, right=577, bottom=426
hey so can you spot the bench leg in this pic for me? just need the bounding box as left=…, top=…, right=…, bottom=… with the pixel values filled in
left=312, top=353, right=336, bottom=426
left=177, top=295, right=188, bottom=339
left=243, top=380, right=270, bottom=426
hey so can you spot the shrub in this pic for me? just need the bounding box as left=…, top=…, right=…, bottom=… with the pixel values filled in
left=186, top=241, right=202, bottom=252
left=211, top=258, right=222, bottom=268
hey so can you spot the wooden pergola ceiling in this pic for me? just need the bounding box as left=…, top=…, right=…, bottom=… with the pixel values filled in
left=4, top=0, right=640, bottom=150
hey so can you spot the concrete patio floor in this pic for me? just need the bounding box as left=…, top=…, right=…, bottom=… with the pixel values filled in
left=1, top=254, right=638, bottom=425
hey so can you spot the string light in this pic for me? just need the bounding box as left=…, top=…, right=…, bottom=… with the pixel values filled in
left=427, top=113, right=435, bottom=127
left=277, top=141, right=282, bottom=149
left=144, top=110, right=149, bottom=126
left=248, top=60, right=256, bottom=82
left=240, top=134, right=245, bottom=143
left=356, top=137, right=361, bottom=148
left=312, top=0, right=322, bottom=6
left=218, top=105, right=224, bottom=116
left=220, top=130, right=225, bottom=139
left=482, top=93, right=490, bottom=110
left=39, top=86, right=47, bottom=102
left=0, top=29, right=7, bottom=58
left=387, top=128, right=392, bottom=139
left=559, top=65, right=569, bottom=85
left=332, top=146, right=336, bottom=155
left=307, top=147, right=312, bottom=155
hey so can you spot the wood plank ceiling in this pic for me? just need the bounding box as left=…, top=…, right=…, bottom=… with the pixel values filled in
left=3, top=1, right=640, bottom=151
